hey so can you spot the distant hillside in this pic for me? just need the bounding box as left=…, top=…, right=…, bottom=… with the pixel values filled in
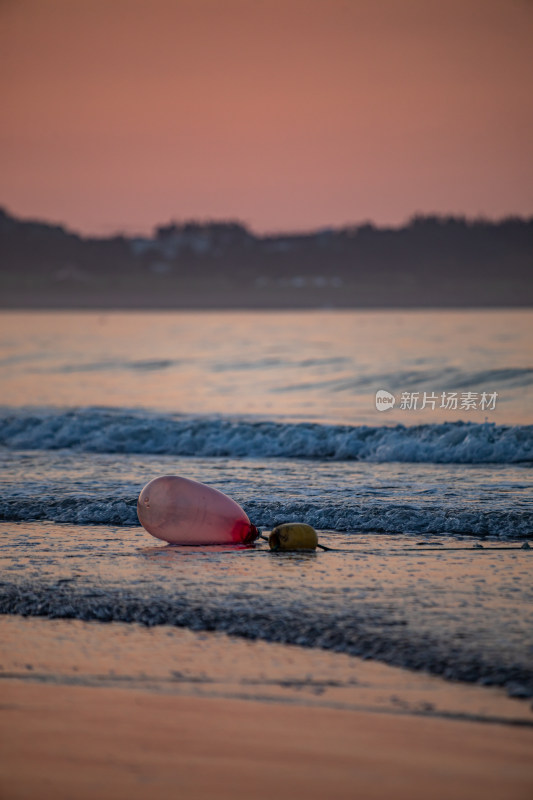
left=0, top=208, right=532, bottom=308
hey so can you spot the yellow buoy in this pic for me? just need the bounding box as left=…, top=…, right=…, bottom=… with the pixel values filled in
left=268, top=523, right=318, bottom=551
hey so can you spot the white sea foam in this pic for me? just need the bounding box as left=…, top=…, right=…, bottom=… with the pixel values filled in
left=0, top=407, right=531, bottom=463
left=0, top=494, right=530, bottom=537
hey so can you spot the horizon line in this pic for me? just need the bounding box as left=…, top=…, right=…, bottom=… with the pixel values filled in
left=1, top=204, right=532, bottom=241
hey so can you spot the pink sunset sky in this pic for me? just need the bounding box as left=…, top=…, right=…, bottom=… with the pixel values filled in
left=1, top=0, right=532, bottom=235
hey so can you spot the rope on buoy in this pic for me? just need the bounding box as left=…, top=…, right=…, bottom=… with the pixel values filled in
left=256, top=532, right=529, bottom=554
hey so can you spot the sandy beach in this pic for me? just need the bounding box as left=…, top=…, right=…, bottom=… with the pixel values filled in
left=1, top=615, right=532, bottom=800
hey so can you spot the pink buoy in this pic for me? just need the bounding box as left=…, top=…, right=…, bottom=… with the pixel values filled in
left=137, top=475, right=259, bottom=546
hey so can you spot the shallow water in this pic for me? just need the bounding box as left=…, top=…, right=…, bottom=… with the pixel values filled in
left=0, top=449, right=531, bottom=537
left=0, top=310, right=531, bottom=690
left=1, top=522, right=532, bottom=693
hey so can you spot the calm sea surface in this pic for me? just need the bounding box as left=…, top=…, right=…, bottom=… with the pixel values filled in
left=0, top=309, right=531, bottom=424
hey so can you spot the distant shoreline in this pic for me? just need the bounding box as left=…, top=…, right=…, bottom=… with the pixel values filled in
left=2, top=207, right=532, bottom=308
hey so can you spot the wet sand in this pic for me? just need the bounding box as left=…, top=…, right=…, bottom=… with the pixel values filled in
left=1, top=616, right=532, bottom=800
left=2, top=522, right=532, bottom=693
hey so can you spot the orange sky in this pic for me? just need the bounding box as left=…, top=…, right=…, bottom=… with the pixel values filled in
left=1, top=0, right=532, bottom=235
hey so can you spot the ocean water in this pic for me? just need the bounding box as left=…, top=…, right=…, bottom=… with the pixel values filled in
left=0, top=310, right=532, bottom=692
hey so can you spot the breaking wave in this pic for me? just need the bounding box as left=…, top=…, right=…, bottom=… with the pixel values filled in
left=0, top=407, right=531, bottom=463
left=0, top=494, right=530, bottom=537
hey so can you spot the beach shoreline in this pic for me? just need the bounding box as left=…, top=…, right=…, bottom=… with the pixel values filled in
left=2, top=520, right=532, bottom=696
left=0, top=307, right=531, bottom=799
